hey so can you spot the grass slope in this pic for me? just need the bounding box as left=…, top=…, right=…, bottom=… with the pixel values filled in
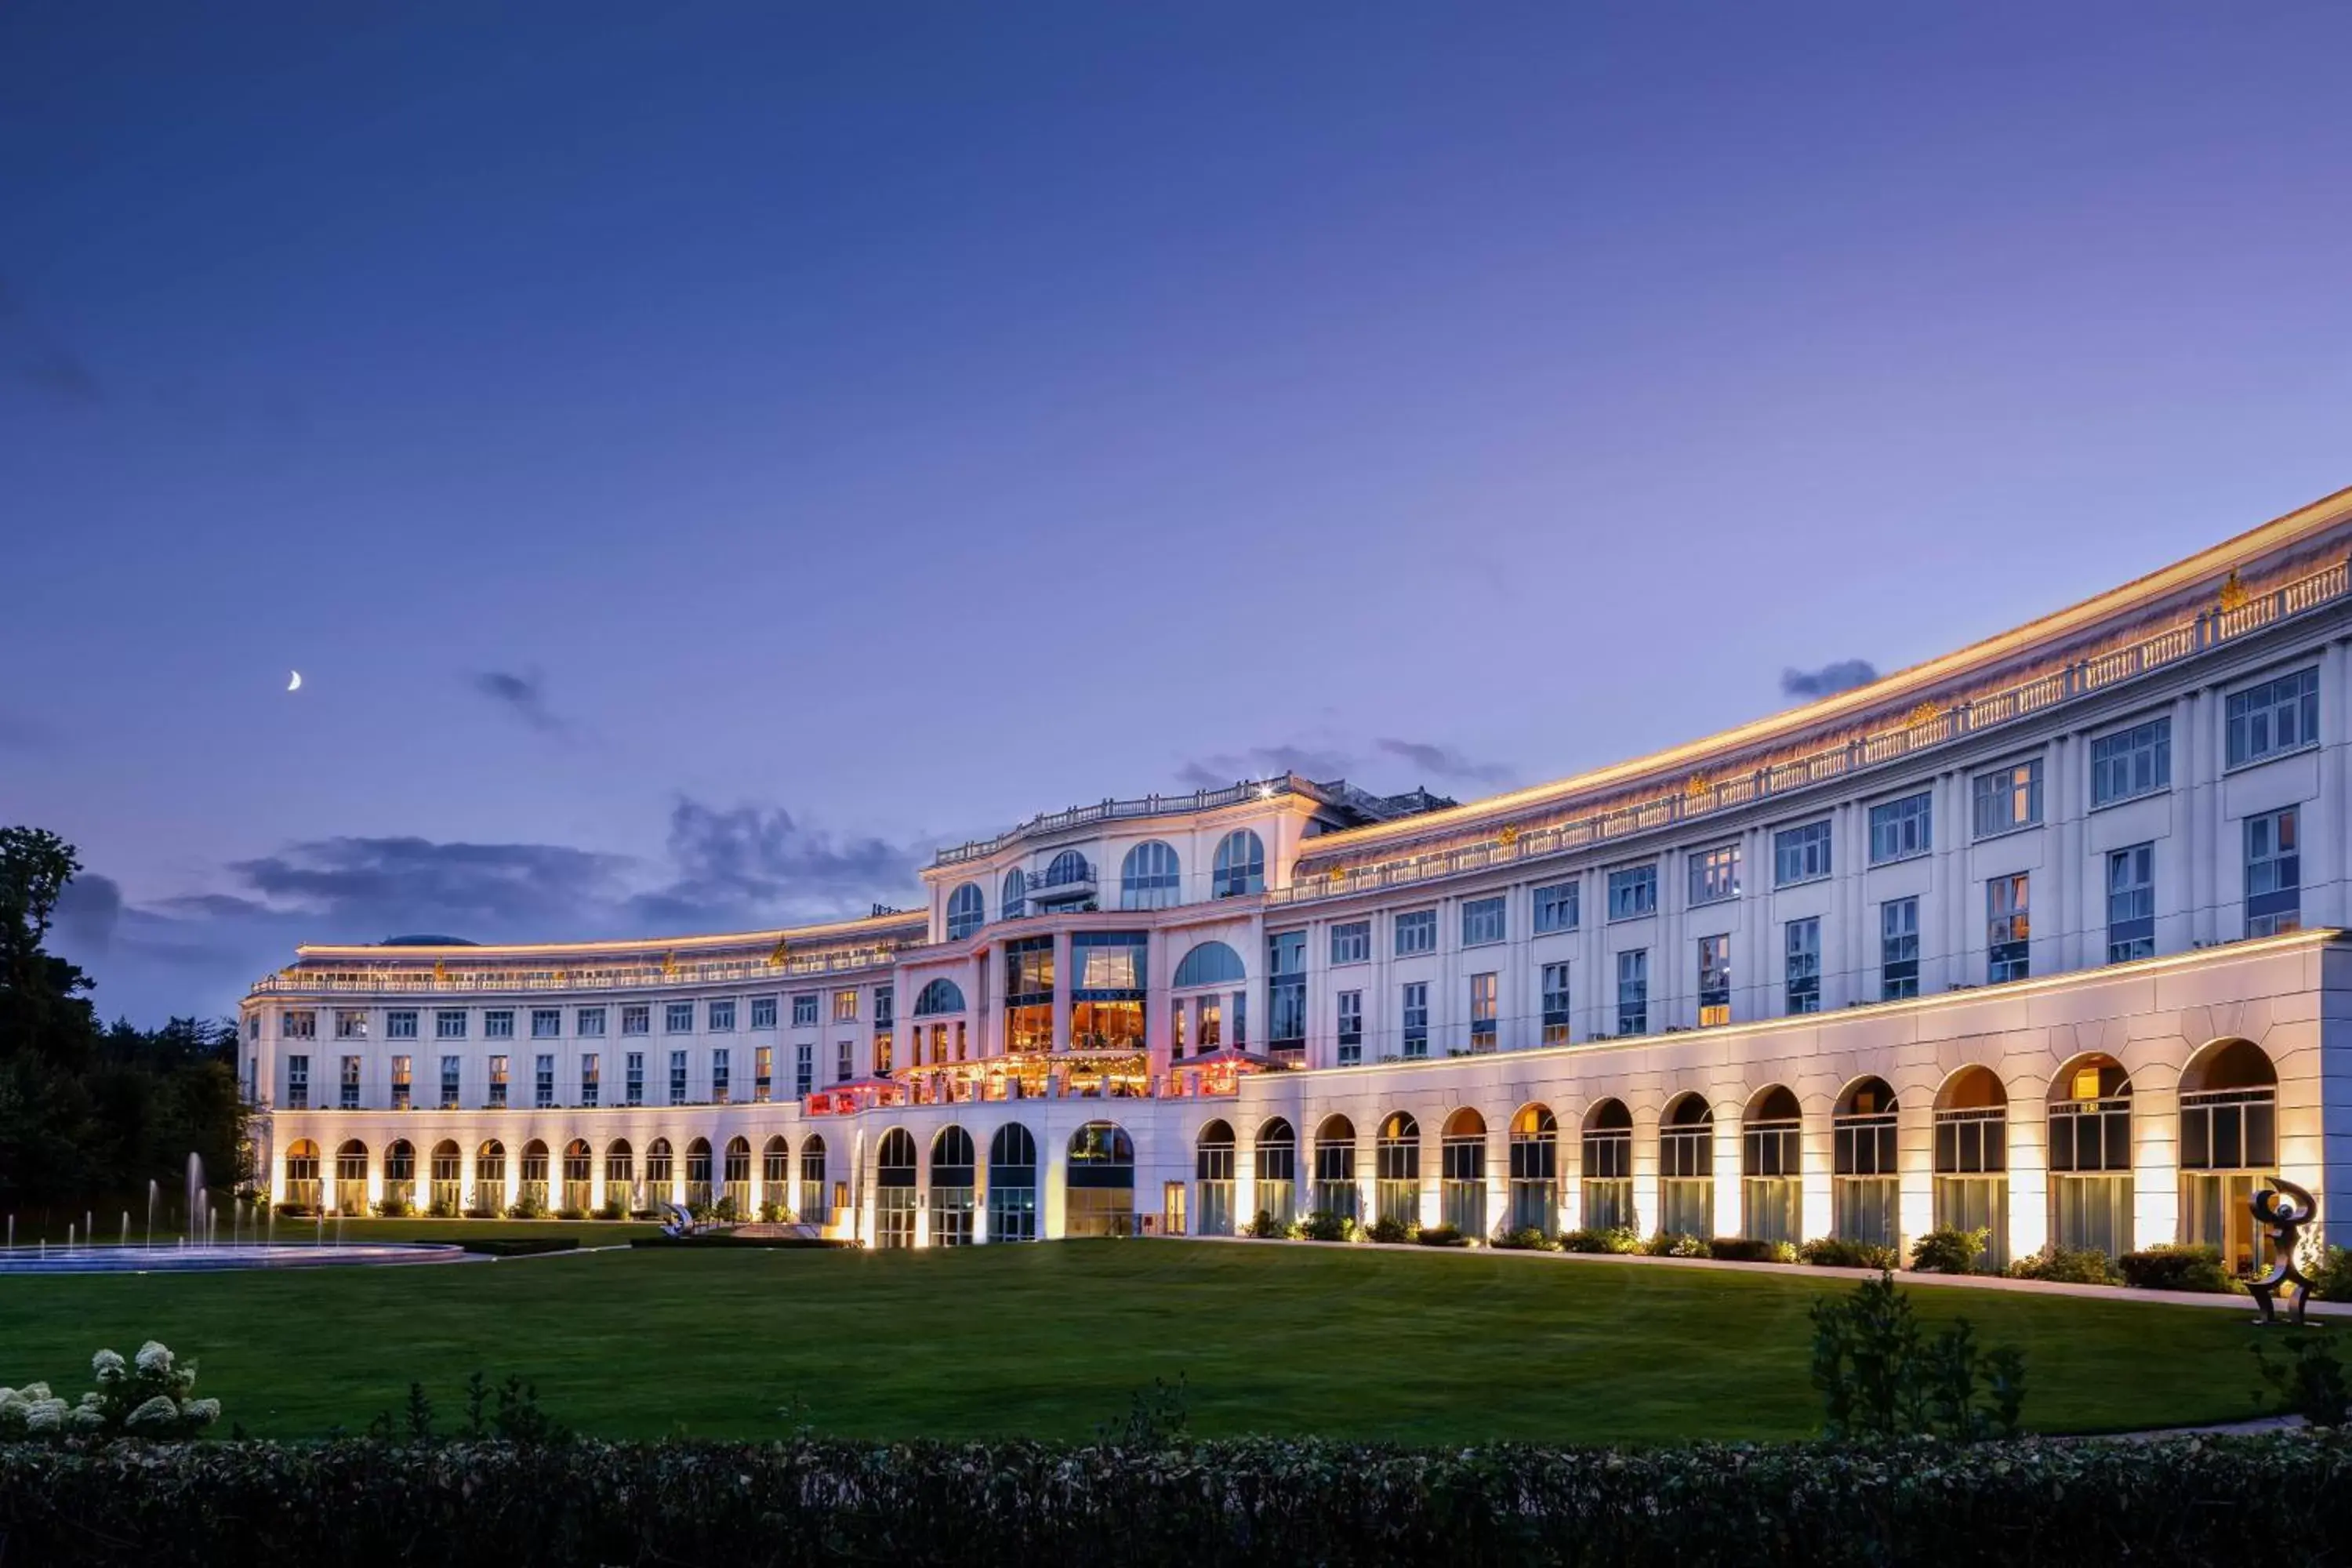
left=0, top=1241, right=2276, bottom=1442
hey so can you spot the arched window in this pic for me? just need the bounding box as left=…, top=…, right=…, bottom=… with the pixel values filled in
left=1066, top=1121, right=1135, bottom=1237
left=1001, top=868, right=1028, bottom=923
left=1195, top=1120, right=1237, bottom=1236
left=1211, top=829, right=1265, bottom=898
left=1658, top=1095, right=1714, bottom=1240
left=1256, top=1117, right=1298, bottom=1229
left=722, top=1136, right=752, bottom=1215
left=1934, top=1066, right=2008, bottom=1269
left=2049, top=1055, right=2132, bottom=1258
left=645, top=1138, right=673, bottom=1196
left=384, top=1139, right=416, bottom=1209
left=1120, top=840, right=1181, bottom=909
left=334, top=1139, right=369, bottom=1215
left=2180, top=1039, right=2278, bottom=1273
left=604, top=1139, right=636, bottom=1216
left=1741, top=1087, right=1801, bottom=1247
left=1173, top=940, right=1246, bottom=989
left=285, top=1138, right=322, bottom=1210
left=876, top=1128, right=919, bottom=1248
left=931, top=1126, right=977, bottom=1247
left=563, top=1139, right=593, bottom=1212
left=800, top=1135, right=830, bottom=1224
left=475, top=1140, right=508, bottom=1211
left=519, top=1139, right=550, bottom=1210
left=913, top=978, right=967, bottom=1016
left=430, top=1139, right=463, bottom=1214
left=1508, top=1105, right=1558, bottom=1234
left=1314, top=1114, right=1358, bottom=1221
left=989, top=1123, right=1039, bottom=1242
left=1440, top=1109, right=1486, bottom=1237
left=946, top=882, right=984, bottom=941
left=1581, top=1099, right=1634, bottom=1232
left=1375, top=1112, right=1420, bottom=1226
left=1044, top=850, right=1091, bottom=888
left=684, top=1138, right=713, bottom=1207
left=762, top=1135, right=789, bottom=1197
left=1832, top=1077, right=1899, bottom=1249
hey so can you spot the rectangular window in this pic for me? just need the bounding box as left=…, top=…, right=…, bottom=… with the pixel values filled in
left=1615, top=949, right=1648, bottom=1036
left=2106, top=843, right=2155, bottom=963
left=711, top=1047, right=730, bottom=1104
left=1336, top=989, right=1363, bottom=1065
left=1330, top=920, right=1370, bottom=964
left=484, top=1009, right=514, bottom=1040
left=575, top=1007, right=605, bottom=1038
left=1541, top=962, right=1571, bottom=1045
left=285, top=1054, right=309, bottom=1109
left=668, top=1050, right=688, bottom=1105
left=625, top=1051, right=644, bottom=1106
left=1972, top=759, right=2045, bottom=838
left=1869, top=791, right=1933, bottom=864
left=750, top=996, right=777, bottom=1030
left=1606, top=864, right=1657, bottom=921
left=387, top=1009, right=418, bottom=1040
left=2091, top=717, right=2172, bottom=806
left=792, top=994, right=818, bottom=1028
left=871, top=1029, right=892, bottom=1075
left=1394, top=909, right=1436, bottom=956
left=440, top=1055, right=461, bottom=1109
left=707, top=999, right=735, bottom=1032
left=529, top=1008, right=560, bottom=1040
left=535, top=1054, right=555, bottom=1109
left=282, top=1010, right=316, bottom=1040
left=1881, top=898, right=1920, bottom=1000
left=1401, top=982, right=1429, bottom=1059
left=1268, top=931, right=1307, bottom=1054
left=1773, top=821, right=1832, bottom=887
left=793, top=1042, right=813, bottom=1097
left=1533, top=880, right=1580, bottom=934
left=246, top=1014, right=260, bottom=1043
left=2245, top=807, right=2302, bottom=937
left=579, top=1052, right=599, bottom=1108
left=390, top=1054, right=412, bottom=1109
left=621, top=1004, right=649, bottom=1036
left=1987, top=873, right=2031, bottom=983
left=837, top=1040, right=853, bottom=1082
left=833, top=989, right=858, bottom=1022
left=334, top=1009, right=368, bottom=1040
left=339, top=1054, right=361, bottom=1109
left=1469, top=971, right=1498, bottom=1051
left=2227, top=666, right=2320, bottom=768
left=487, top=1054, right=509, bottom=1108
left=665, top=1002, right=693, bottom=1034
left=873, top=985, right=894, bottom=1028
left=754, top=1045, right=772, bottom=1101
left=437, top=1009, right=468, bottom=1040
left=1461, top=895, right=1506, bottom=947
left=1785, top=916, right=1821, bottom=1014
left=1688, top=844, right=1741, bottom=906
left=1697, top=935, right=1730, bottom=1026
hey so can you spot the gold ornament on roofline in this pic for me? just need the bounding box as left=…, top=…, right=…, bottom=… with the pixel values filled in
left=768, top=936, right=790, bottom=967
left=1906, top=699, right=1944, bottom=728
left=661, top=952, right=681, bottom=978
left=432, top=960, right=448, bottom=982
left=1497, top=823, right=1521, bottom=848
left=2219, top=568, right=2249, bottom=612
left=1684, top=773, right=1710, bottom=800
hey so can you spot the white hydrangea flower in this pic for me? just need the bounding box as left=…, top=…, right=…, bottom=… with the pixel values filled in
left=134, top=1342, right=174, bottom=1377
left=92, top=1348, right=126, bottom=1384
left=25, top=1397, right=67, bottom=1434
left=122, top=1395, right=181, bottom=1433
left=65, top=1404, right=106, bottom=1434
left=19, top=1382, right=52, bottom=1402
left=183, top=1397, right=222, bottom=1428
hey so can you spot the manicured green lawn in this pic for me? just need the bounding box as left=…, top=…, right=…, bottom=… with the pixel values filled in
left=0, top=1242, right=2284, bottom=1442
left=7, top=1217, right=659, bottom=1247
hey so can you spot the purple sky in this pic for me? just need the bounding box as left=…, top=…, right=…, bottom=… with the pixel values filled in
left=6, top=3, right=2350, bottom=1023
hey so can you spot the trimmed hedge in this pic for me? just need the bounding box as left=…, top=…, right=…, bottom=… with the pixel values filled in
left=459, top=1238, right=579, bottom=1258
left=626, top=1234, right=852, bottom=1250
left=2, top=1433, right=2350, bottom=1566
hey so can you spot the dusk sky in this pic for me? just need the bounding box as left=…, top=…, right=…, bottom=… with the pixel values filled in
left=6, top=3, right=2350, bottom=1024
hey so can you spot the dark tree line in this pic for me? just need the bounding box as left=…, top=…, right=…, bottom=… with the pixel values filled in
left=0, top=826, right=249, bottom=1213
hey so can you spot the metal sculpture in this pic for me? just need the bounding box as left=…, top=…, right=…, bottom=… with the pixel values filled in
left=659, top=1200, right=698, bottom=1239
left=2245, top=1178, right=2318, bottom=1326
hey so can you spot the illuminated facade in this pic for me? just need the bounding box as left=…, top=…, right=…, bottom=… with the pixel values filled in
left=245, top=484, right=2352, bottom=1265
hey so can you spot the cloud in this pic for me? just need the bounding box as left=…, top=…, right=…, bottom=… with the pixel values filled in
left=53, top=871, right=122, bottom=954
left=1373, top=736, right=1514, bottom=786
left=468, top=668, right=568, bottom=734
left=627, top=799, right=924, bottom=930
left=1780, top=659, right=1879, bottom=699
left=1176, top=736, right=1512, bottom=792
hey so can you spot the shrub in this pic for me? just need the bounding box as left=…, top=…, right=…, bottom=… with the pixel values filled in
left=757, top=1200, right=794, bottom=1225
left=1559, top=1225, right=1641, bottom=1254
left=599, top=1196, right=628, bottom=1221
left=274, top=1203, right=317, bottom=1219
left=506, top=1192, right=548, bottom=1221
left=1297, top=1210, right=1356, bottom=1243
left=554, top=1207, right=587, bottom=1221
left=1799, top=1236, right=1900, bottom=1271
left=712, top=1197, right=740, bottom=1224
left=1365, top=1216, right=1413, bottom=1244
left=2118, top=1243, right=2234, bottom=1294
left=0, top=1341, right=221, bottom=1443
left=1491, top=1225, right=1558, bottom=1251
left=1242, top=1210, right=1298, bottom=1240
left=2009, top=1246, right=2121, bottom=1285
left=373, top=1192, right=414, bottom=1219
left=2255, top=1334, right=2350, bottom=1426
left=1643, top=1232, right=1711, bottom=1258
left=1910, top=1227, right=1987, bottom=1275
left=1414, top=1224, right=1468, bottom=1247
left=1708, top=1236, right=1797, bottom=1264
left=1811, top=1271, right=2026, bottom=1440
left=427, top=1194, right=461, bottom=1220
left=462, top=1207, right=500, bottom=1221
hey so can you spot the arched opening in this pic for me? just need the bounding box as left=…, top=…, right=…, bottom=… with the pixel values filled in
left=989, top=1123, right=1039, bottom=1242
left=1934, top=1067, right=2009, bottom=1269
left=1659, top=1094, right=1715, bottom=1240
left=1441, top=1109, right=1487, bottom=1237
left=517, top=1138, right=550, bottom=1213
left=875, top=1128, right=920, bottom=1248
left=2180, top=1039, right=2280, bottom=1272
left=946, top=881, right=984, bottom=941
left=722, top=1135, right=752, bottom=1218
left=1741, top=1086, right=1801, bottom=1246
left=2049, top=1054, right=2133, bottom=1258
left=1042, top=850, right=1091, bottom=890
left=333, top=1139, right=368, bottom=1215
left=562, top=1139, right=593, bottom=1214
left=1581, top=1099, right=1635, bottom=1232
left=474, top=1140, right=508, bottom=1214
left=383, top=1139, right=416, bottom=1214
left=930, top=1126, right=977, bottom=1246
left=429, top=1139, right=463, bottom=1215
left=1255, top=1117, right=1298, bottom=1230
left=1508, top=1105, right=1559, bottom=1235
left=1066, top=1120, right=1136, bottom=1237
left=1211, top=829, right=1265, bottom=898
left=913, top=978, right=967, bottom=1016
left=1375, top=1112, right=1421, bottom=1227
left=1313, top=1115, right=1359, bottom=1221
left=645, top=1138, right=674, bottom=1205
left=1120, top=840, right=1181, bottom=909
left=282, top=1138, right=322, bottom=1211
left=1194, top=1120, right=1237, bottom=1236
left=1171, top=940, right=1247, bottom=1059
left=603, top=1140, right=636, bottom=1217
left=684, top=1137, right=713, bottom=1210
left=1001, top=867, right=1028, bottom=923
left=762, top=1136, right=789, bottom=1219
left=799, top=1134, right=831, bottom=1225
left=1832, top=1076, right=1898, bottom=1248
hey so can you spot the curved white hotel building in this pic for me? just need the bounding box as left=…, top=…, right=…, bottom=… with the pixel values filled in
left=245, top=485, right=2352, bottom=1269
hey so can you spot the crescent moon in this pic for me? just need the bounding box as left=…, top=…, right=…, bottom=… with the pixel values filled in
left=287, top=670, right=303, bottom=692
